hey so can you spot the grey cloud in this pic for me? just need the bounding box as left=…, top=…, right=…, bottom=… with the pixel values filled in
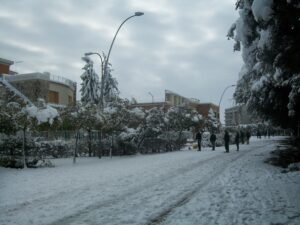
left=0, top=0, right=241, bottom=122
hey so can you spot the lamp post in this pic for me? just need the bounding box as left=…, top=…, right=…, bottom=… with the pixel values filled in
left=218, top=84, right=236, bottom=127
left=148, top=92, right=154, bottom=103
left=83, top=52, right=105, bottom=159
left=13, top=60, right=23, bottom=73
left=101, top=12, right=144, bottom=108
left=84, top=52, right=103, bottom=70
left=85, top=52, right=104, bottom=106
left=84, top=12, right=144, bottom=159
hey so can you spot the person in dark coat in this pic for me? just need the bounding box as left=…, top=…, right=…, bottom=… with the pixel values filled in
left=210, top=132, right=217, bottom=150
left=240, top=130, right=245, bottom=144
left=257, top=130, right=261, bottom=139
left=246, top=130, right=251, bottom=144
left=195, top=131, right=202, bottom=151
left=224, top=130, right=230, bottom=153
left=235, top=131, right=240, bottom=151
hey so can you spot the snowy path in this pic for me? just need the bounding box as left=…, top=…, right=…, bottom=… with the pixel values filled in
left=0, top=137, right=299, bottom=225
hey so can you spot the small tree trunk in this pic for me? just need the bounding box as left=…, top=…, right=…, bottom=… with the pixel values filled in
left=176, top=129, right=184, bottom=150
left=88, top=130, right=92, bottom=157
left=110, top=133, right=113, bottom=158
left=22, top=128, right=27, bottom=169
left=137, top=136, right=145, bottom=152
left=9, top=134, right=14, bottom=161
left=98, top=131, right=102, bottom=159
left=73, top=131, right=79, bottom=164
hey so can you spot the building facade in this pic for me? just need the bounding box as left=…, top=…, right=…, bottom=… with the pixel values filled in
left=129, top=101, right=171, bottom=112
left=129, top=90, right=219, bottom=121
left=165, top=90, right=191, bottom=106
left=225, top=104, right=261, bottom=127
left=1, top=72, right=76, bottom=107
left=0, top=58, right=14, bottom=74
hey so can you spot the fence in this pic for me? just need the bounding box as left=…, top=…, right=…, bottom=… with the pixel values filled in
left=0, top=130, right=191, bottom=162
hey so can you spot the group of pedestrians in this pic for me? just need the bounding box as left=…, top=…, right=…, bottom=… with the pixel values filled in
left=195, top=130, right=251, bottom=153
left=224, top=130, right=251, bottom=152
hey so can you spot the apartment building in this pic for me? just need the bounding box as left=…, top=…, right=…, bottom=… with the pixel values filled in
left=129, top=90, right=220, bottom=121
left=0, top=57, right=76, bottom=107
left=0, top=58, right=14, bottom=74
left=225, top=104, right=261, bottom=127
left=2, top=72, right=76, bottom=107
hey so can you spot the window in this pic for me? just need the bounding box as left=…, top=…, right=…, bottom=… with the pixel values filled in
left=48, top=91, right=59, bottom=104
left=68, top=95, right=73, bottom=105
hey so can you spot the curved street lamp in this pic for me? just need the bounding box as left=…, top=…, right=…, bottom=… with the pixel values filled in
left=84, top=52, right=104, bottom=97
left=218, top=84, right=236, bottom=127
left=101, top=12, right=144, bottom=108
left=148, top=92, right=154, bottom=103
left=85, top=52, right=103, bottom=68
left=13, top=60, right=23, bottom=73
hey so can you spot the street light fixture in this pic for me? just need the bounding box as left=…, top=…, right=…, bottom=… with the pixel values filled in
left=85, top=52, right=102, bottom=60
left=84, top=52, right=104, bottom=68
left=148, top=92, right=154, bottom=103
left=135, top=12, right=144, bottom=16
left=84, top=52, right=104, bottom=95
left=101, top=12, right=144, bottom=108
left=13, top=60, right=23, bottom=73
left=218, top=84, right=236, bottom=127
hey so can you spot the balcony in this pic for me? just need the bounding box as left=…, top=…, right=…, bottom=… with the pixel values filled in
left=4, top=72, right=76, bottom=90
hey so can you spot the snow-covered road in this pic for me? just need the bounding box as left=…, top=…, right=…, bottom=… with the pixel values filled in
left=1, top=137, right=299, bottom=225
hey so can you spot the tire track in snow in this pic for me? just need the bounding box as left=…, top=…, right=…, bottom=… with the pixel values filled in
left=145, top=142, right=271, bottom=225
left=46, top=153, right=224, bottom=225
left=0, top=152, right=221, bottom=224
left=50, top=142, right=271, bottom=225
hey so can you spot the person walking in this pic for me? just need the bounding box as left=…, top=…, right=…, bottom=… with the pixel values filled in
left=240, top=130, right=245, bottom=144
left=246, top=130, right=251, bottom=144
left=224, top=130, right=230, bottom=153
left=257, top=130, right=261, bottom=139
left=235, top=131, right=240, bottom=151
left=210, top=132, right=217, bottom=150
left=195, top=131, right=202, bottom=151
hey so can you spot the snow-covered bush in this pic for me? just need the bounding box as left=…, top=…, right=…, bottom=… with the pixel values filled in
left=34, top=139, right=72, bottom=158
left=35, top=159, right=55, bottom=168
left=201, top=131, right=211, bottom=147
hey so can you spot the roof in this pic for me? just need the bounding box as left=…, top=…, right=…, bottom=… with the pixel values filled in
left=0, top=58, right=14, bottom=66
left=5, top=72, right=77, bottom=90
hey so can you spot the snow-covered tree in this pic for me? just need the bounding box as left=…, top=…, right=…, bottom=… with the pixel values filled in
left=0, top=101, right=17, bottom=135
left=0, top=100, right=58, bottom=168
left=102, top=56, right=119, bottom=104
left=102, top=99, right=130, bottom=157
left=128, top=107, right=145, bottom=128
left=78, top=104, right=100, bottom=157
left=228, top=0, right=300, bottom=130
left=102, top=99, right=129, bottom=134
left=134, top=107, right=165, bottom=150
left=65, top=103, right=88, bottom=162
left=206, top=108, right=220, bottom=131
left=164, top=106, right=203, bottom=148
left=80, top=56, right=101, bottom=105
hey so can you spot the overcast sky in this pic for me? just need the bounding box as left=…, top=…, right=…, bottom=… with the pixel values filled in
left=0, top=0, right=242, bottom=123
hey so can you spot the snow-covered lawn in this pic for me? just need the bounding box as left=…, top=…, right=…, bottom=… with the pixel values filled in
left=0, top=137, right=299, bottom=225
